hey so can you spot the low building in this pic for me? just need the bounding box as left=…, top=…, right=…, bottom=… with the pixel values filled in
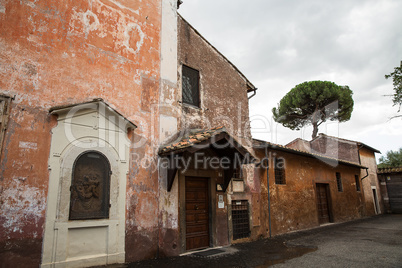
left=378, top=167, right=402, bottom=214
left=287, top=134, right=383, bottom=216
left=253, top=140, right=367, bottom=236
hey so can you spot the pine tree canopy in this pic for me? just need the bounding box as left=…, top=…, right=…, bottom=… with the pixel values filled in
left=272, top=80, right=354, bottom=139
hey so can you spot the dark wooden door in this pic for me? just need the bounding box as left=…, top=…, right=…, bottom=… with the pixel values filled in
left=386, top=175, right=402, bottom=213
left=185, top=177, right=209, bottom=250
left=316, top=183, right=330, bottom=224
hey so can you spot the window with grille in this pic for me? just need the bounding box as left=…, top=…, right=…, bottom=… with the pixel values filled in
left=274, top=157, right=286, bottom=184
left=182, top=65, right=200, bottom=107
left=0, top=96, right=11, bottom=157
left=232, top=200, right=250, bottom=240
left=336, top=172, right=343, bottom=192
left=355, top=175, right=360, bottom=191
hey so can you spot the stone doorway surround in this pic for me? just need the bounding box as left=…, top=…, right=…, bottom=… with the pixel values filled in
left=41, top=100, right=135, bottom=268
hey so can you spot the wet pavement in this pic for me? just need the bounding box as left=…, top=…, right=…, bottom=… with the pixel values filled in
left=106, top=214, right=402, bottom=268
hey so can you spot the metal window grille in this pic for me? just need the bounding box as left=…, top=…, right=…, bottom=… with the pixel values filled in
left=274, top=157, right=286, bottom=184
left=182, top=65, right=200, bottom=107
left=232, top=200, right=250, bottom=240
left=336, top=172, right=343, bottom=192
left=355, top=175, right=361, bottom=191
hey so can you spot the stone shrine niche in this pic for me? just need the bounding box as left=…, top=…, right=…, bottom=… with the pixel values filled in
left=69, top=151, right=111, bottom=220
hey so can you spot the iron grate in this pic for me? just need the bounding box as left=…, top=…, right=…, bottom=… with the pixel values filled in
left=232, top=200, right=250, bottom=240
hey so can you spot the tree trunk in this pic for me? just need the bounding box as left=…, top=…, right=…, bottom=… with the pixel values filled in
left=312, top=122, right=318, bottom=139
left=312, top=107, right=319, bottom=139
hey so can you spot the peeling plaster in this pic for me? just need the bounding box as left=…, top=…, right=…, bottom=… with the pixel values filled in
left=83, top=10, right=100, bottom=37
left=0, top=3, right=5, bottom=14
left=108, top=0, right=140, bottom=16
left=0, top=177, right=46, bottom=234
left=124, top=23, right=145, bottom=54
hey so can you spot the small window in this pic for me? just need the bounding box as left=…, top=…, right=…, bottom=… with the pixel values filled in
left=274, top=157, right=286, bottom=184
left=336, top=172, right=343, bottom=192
left=182, top=65, right=200, bottom=107
left=69, top=151, right=111, bottom=220
left=0, top=96, right=11, bottom=157
left=355, top=175, right=361, bottom=191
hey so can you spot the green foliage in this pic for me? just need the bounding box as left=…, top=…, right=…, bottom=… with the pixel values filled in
left=385, top=61, right=402, bottom=112
left=378, top=148, right=402, bottom=168
left=272, top=81, right=354, bottom=138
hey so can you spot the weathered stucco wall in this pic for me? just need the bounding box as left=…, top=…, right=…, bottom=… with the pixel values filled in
left=359, top=148, right=383, bottom=216
left=177, top=16, right=252, bottom=147
left=0, top=0, right=163, bottom=265
left=157, top=0, right=180, bottom=259
left=254, top=148, right=364, bottom=237
left=310, top=134, right=360, bottom=163
left=0, top=105, right=56, bottom=267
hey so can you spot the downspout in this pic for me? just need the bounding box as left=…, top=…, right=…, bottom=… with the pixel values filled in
left=248, top=88, right=257, bottom=99
left=361, top=167, right=369, bottom=181
left=265, top=145, right=272, bottom=238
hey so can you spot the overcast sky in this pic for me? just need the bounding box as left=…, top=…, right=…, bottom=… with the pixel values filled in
left=178, top=0, right=402, bottom=161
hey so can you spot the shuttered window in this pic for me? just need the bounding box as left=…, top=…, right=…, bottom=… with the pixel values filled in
left=182, top=65, right=200, bottom=107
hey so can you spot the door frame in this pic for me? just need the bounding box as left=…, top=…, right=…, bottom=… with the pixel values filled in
left=184, top=176, right=211, bottom=251
left=179, top=173, right=214, bottom=252
left=371, top=186, right=381, bottom=214
left=315, top=183, right=334, bottom=224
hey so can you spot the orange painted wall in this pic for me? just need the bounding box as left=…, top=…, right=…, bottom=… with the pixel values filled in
left=0, top=0, right=162, bottom=265
left=254, top=148, right=365, bottom=237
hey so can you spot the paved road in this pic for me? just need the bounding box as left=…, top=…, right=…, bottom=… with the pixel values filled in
left=126, top=214, right=402, bottom=268
left=270, top=214, right=402, bottom=268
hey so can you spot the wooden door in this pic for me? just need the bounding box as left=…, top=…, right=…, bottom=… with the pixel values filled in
left=386, top=175, right=402, bottom=213
left=185, top=177, right=209, bottom=250
left=316, top=183, right=330, bottom=224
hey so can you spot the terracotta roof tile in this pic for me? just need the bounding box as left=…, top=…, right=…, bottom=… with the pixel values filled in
left=378, top=167, right=402, bottom=174
left=253, top=138, right=367, bottom=169
left=159, top=126, right=226, bottom=154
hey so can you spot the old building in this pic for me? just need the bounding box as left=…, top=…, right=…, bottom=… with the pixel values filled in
left=287, top=134, right=383, bottom=216
left=155, top=15, right=258, bottom=255
left=0, top=1, right=383, bottom=267
left=253, top=140, right=367, bottom=236
left=0, top=0, right=177, bottom=266
left=0, top=0, right=258, bottom=266
left=378, top=167, right=402, bottom=214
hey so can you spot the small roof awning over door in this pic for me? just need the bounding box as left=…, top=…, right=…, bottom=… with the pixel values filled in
left=159, top=127, right=256, bottom=192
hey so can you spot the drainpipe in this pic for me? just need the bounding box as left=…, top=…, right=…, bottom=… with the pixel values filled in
left=248, top=88, right=257, bottom=99
left=361, top=167, right=369, bottom=181
left=264, top=145, right=272, bottom=238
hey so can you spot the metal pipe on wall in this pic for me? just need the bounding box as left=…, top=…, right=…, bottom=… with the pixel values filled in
left=265, top=146, right=272, bottom=238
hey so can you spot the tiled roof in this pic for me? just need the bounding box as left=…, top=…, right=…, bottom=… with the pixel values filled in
left=312, top=133, right=381, bottom=154
left=378, top=167, right=402, bottom=174
left=159, top=126, right=225, bottom=155
left=253, top=139, right=367, bottom=169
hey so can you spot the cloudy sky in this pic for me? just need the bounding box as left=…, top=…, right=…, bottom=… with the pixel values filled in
left=179, top=0, right=402, bottom=160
